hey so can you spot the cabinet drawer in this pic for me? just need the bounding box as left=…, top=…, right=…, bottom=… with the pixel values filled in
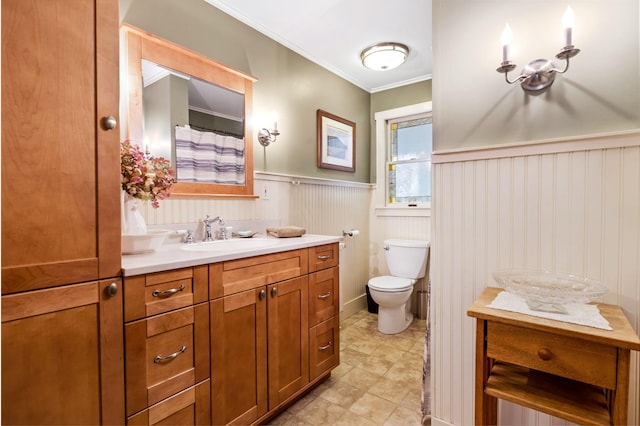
left=309, top=316, right=340, bottom=381
left=127, top=379, right=210, bottom=425
left=309, top=267, right=339, bottom=327
left=486, top=321, right=617, bottom=389
left=210, top=249, right=308, bottom=298
left=124, top=266, right=208, bottom=322
left=308, top=243, right=339, bottom=273
left=125, top=304, right=210, bottom=416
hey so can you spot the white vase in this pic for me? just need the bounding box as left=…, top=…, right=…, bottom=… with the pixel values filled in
left=122, top=192, right=147, bottom=235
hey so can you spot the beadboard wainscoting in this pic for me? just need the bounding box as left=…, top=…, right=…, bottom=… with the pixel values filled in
left=369, top=212, right=432, bottom=279
left=139, top=172, right=374, bottom=317
left=431, top=130, right=640, bottom=426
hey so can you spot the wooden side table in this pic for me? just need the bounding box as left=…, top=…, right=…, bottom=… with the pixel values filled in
left=467, top=287, right=640, bottom=425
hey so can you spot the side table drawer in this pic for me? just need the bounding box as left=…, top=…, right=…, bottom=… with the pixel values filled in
left=309, top=316, right=340, bottom=380
left=126, top=304, right=210, bottom=416
left=487, top=321, right=617, bottom=388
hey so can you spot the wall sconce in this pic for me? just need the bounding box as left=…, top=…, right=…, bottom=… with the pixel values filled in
left=361, top=42, right=409, bottom=71
left=257, top=112, right=279, bottom=147
left=497, top=6, right=580, bottom=92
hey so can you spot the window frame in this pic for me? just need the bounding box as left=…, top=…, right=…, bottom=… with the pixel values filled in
left=374, top=102, right=432, bottom=217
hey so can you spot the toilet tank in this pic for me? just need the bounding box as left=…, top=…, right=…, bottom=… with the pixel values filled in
left=384, top=239, right=429, bottom=279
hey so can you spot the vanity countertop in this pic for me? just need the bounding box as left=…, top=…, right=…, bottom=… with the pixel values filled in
left=121, top=234, right=342, bottom=276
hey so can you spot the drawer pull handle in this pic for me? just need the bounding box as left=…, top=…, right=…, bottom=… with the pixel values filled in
left=319, top=341, right=332, bottom=351
left=152, top=284, right=186, bottom=298
left=318, top=292, right=332, bottom=299
left=317, top=254, right=332, bottom=260
left=537, top=348, right=553, bottom=361
left=154, top=345, right=187, bottom=363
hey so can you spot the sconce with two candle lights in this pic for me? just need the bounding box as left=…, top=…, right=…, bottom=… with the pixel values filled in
left=497, top=6, right=580, bottom=92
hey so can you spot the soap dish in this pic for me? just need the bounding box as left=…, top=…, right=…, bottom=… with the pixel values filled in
left=232, top=230, right=258, bottom=238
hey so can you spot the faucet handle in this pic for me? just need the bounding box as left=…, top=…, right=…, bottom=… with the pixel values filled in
left=184, top=230, right=195, bottom=244
left=217, top=225, right=231, bottom=240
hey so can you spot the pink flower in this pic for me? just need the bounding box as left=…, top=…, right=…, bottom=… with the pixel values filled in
left=121, top=140, right=175, bottom=209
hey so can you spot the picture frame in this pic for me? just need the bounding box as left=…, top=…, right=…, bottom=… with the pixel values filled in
left=317, top=109, right=356, bottom=172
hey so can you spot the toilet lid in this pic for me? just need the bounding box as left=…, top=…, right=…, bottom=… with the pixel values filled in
left=368, top=276, right=416, bottom=292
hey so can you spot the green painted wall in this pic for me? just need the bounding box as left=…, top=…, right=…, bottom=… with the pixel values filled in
left=432, top=0, right=640, bottom=151
left=121, top=0, right=372, bottom=183
left=369, top=80, right=433, bottom=182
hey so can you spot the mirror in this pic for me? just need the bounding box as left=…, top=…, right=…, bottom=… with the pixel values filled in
left=122, top=24, right=257, bottom=197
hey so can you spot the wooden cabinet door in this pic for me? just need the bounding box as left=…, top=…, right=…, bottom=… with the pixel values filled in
left=267, top=276, right=309, bottom=409
left=1, top=0, right=120, bottom=294
left=1, top=279, right=124, bottom=425
left=210, top=287, right=267, bottom=425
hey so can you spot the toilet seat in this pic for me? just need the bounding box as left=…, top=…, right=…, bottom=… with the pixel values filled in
left=368, top=276, right=416, bottom=293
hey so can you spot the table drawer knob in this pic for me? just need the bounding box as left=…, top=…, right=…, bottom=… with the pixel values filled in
left=537, top=348, right=553, bottom=361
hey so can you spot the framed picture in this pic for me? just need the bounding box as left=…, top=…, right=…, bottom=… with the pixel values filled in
left=317, top=109, right=355, bottom=172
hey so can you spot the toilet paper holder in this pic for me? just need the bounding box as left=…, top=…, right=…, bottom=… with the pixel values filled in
left=342, top=229, right=360, bottom=238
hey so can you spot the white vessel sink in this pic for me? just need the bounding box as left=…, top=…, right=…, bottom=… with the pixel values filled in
left=180, top=238, right=279, bottom=252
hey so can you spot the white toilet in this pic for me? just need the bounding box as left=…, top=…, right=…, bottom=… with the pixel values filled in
left=368, top=239, right=430, bottom=334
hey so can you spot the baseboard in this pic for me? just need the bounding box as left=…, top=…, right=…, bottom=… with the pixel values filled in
left=431, top=416, right=454, bottom=426
left=340, top=294, right=367, bottom=319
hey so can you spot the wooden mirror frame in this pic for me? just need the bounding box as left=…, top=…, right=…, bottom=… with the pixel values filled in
left=122, top=24, right=257, bottom=198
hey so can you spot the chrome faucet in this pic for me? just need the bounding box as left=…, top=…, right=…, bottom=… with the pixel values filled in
left=203, top=215, right=226, bottom=242
left=202, top=215, right=217, bottom=242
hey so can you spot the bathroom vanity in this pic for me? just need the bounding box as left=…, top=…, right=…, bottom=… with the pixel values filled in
left=121, top=235, right=341, bottom=425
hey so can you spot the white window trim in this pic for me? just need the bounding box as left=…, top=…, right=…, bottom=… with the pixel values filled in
left=374, top=102, right=432, bottom=216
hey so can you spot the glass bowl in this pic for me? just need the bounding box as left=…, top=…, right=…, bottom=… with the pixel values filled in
left=492, top=270, right=608, bottom=314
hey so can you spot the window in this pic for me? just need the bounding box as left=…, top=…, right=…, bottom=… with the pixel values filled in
left=374, top=102, right=432, bottom=214
left=387, top=113, right=432, bottom=204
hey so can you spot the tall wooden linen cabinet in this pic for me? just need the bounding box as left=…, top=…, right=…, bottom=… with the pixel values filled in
left=1, top=0, right=124, bottom=424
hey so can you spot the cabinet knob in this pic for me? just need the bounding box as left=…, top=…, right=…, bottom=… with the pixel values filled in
left=259, top=289, right=266, bottom=300
left=271, top=287, right=278, bottom=297
left=537, top=348, right=553, bottom=361
left=106, top=282, right=118, bottom=297
left=101, top=115, right=117, bottom=130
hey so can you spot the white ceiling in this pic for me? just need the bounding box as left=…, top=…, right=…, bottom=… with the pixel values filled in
left=204, top=0, right=432, bottom=93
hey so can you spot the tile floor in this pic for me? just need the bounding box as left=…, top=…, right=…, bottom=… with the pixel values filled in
left=268, top=309, right=430, bottom=425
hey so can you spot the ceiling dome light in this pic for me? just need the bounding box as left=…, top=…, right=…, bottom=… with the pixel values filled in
left=361, top=42, right=409, bottom=71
